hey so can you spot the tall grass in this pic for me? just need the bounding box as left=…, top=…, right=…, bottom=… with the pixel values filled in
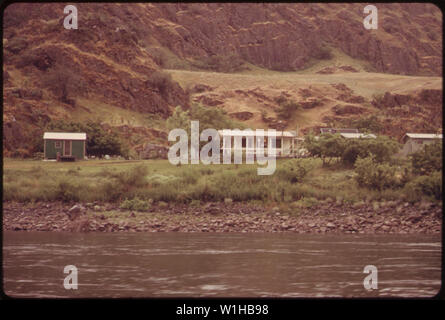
left=3, top=159, right=429, bottom=204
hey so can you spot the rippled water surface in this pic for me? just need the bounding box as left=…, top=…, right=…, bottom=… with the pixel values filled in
left=3, top=232, right=442, bottom=298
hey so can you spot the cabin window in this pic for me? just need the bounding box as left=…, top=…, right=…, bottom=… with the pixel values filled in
left=55, top=141, right=62, bottom=148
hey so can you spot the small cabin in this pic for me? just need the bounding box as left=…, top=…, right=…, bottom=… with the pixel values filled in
left=398, top=133, right=442, bottom=157
left=43, top=132, right=87, bottom=161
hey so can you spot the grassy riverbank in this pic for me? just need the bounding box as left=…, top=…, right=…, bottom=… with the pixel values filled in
left=3, top=158, right=433, bottom=207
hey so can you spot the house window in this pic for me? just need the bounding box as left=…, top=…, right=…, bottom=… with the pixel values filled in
left=276, top=138, right=282, bottom=148
left=55, top=141, right=62, bottom=148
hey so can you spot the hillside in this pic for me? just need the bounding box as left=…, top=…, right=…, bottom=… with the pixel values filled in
left=168, top=60, right=442, bottom=138
left=2, top=3, right=442, bottom=157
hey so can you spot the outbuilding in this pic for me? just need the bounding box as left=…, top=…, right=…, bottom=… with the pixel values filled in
left=320, top=128, right=359, bottom=134
left=43, top=132, right=87, bottom=161
left=339, top=133, right=376, bottom=139
left=398, top=133, right=442, bottom=156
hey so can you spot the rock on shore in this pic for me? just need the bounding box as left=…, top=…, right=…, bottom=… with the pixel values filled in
left=3, top=201, right=442, bottom=234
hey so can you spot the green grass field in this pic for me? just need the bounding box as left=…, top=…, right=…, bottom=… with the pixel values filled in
left=3, top=158, right=414, bottom=206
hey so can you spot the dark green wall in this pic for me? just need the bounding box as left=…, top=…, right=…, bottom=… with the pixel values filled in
left=44, top=140, right=85, bottom=159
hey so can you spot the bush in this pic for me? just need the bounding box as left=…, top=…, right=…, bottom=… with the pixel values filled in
left=114, top=165, right=148, bottom=188
left=404, top=172, right=442, bottom=200
left=147, top=70, right=174, bottom=95
left=354, top=155, right=401, bottom=190
left=120, top=197, right=151, bottom=211
left=277, top=101, right=300, bottom=119
left=15, top=51, right=39, bottom=68
left=411, top=141, right=442, bottom=175
left=371, top=93, right=385, bottom=107
left=42, top=64, right=87, bottom=104
left=313, top=45, right=333, bottom=60
left=276, top=159, right=312, bottom=183
left=293, top=196, right=319, bottom=208
left=6, top=37, right=28, bottom=54
left=190, top=54, right=246, bottom=73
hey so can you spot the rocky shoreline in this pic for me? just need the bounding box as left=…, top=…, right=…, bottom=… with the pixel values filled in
left=3, top=200, right=442, bottom=234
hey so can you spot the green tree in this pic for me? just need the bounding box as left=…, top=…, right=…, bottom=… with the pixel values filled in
left=166, top=106, right=191, bottom=132
left=166, top=103, right=244, bottom=132
left=342, top=136, right=400, bottom=165
left=304, top=133, right=345, bottom=165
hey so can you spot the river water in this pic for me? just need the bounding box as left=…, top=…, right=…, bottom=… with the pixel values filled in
left=3, top=231, right=442, bottom=298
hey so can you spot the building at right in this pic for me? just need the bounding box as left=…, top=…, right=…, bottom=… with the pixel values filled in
left=398, top=133, right=443, bottom=157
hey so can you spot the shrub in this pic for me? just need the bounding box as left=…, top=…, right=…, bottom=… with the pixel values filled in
left=42, top=64, right=87, bottom=104
left=114, top=165, right=148, bottom=188
left=6, top=37, right=28, bottom=54
left=354, top=155, right=401, bottom=190
left=313, top=45, right=333, bottom=60
left=276, top=159, right=312, bottom=183
left=411, top=141, right=442, bottom=175
left=403, top=171, right=442, bottom=201
left=15, top=52, right=39, bottom=68
left=190, top=54, right=246, bottom=73
left=120, top=197, right=151, bottom=211
left=56, top=179, right=80, bottom=202
left=277, top=101, right=300, bottom=119
left=371, top=93, right=385, bottom=107
left=147, top=70, right=174, bottom=95
left=293, top=196, right=319, bottom=208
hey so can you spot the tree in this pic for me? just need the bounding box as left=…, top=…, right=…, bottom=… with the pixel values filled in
left=341, top=136, right=400, bottom=165
left=166, top=103, right=244, bottom=133
left=166, top=106, right=190, bottom=132
left=304, top=133, right=345, bottom=165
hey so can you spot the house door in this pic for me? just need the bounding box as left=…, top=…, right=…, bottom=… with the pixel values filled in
left=64, top=140, right=71, bottom=156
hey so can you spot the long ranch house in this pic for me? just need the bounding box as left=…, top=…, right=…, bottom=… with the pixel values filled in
left=217, top=130, right=303, bottom=157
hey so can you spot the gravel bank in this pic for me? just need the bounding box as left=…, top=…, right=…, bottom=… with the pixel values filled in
left=3, top=200, right=442, bottom=234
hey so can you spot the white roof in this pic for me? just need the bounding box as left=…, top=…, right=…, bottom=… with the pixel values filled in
left=218, top=130, right=297, bottom=137
left=340, top=133, right=376, bottom=139
left=43, top=132, right=87, bottom=140
left=404, top=133, right=443, bottom=139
